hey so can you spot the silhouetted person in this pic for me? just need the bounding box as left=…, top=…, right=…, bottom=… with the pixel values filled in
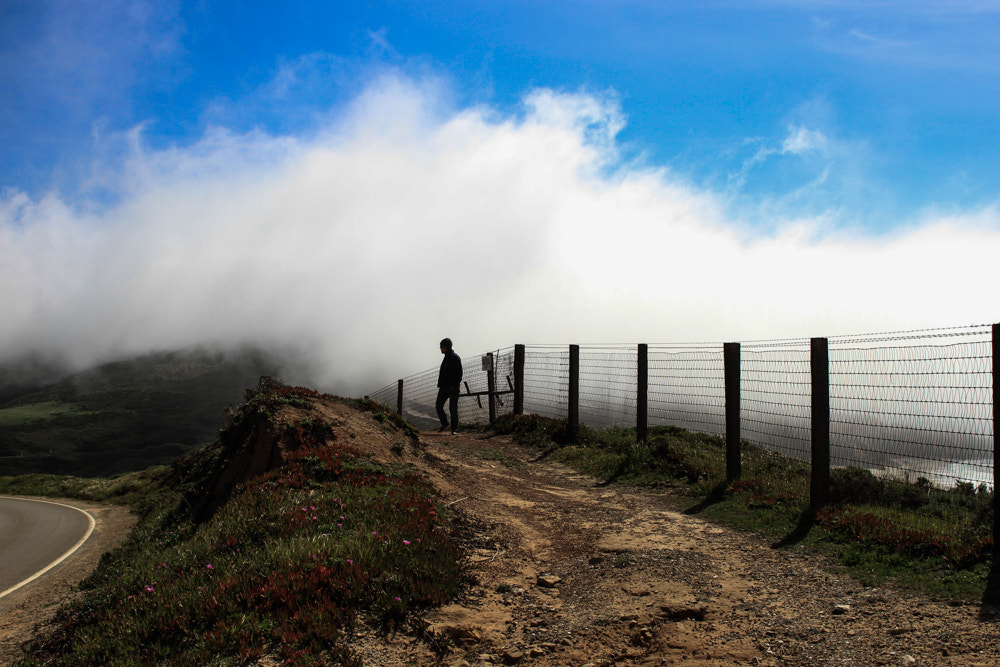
left=436, top=338, right=462, bottom=434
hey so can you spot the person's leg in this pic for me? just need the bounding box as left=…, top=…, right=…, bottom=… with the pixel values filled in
left=448, top=385, right=460, bottom=433
left=435, top=388, right=449, bottom=429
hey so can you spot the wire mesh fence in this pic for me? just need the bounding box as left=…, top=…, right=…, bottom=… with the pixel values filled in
left=370, top=324, right=998, bottom=575
left=577, top=346, right=637, bottom=428
left=648, top=345, right=726, bottom=436
left=368, top=348, right=519, bottom=430
left=522, top=346, right=568, bottom=421
left=741, top=342, right=813, bottom=462
left=828, top=328, right=993, bottom=489
left=369, top=325, right=995, bottom=491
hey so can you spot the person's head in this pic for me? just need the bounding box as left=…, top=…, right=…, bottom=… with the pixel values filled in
left=440, top=338, right=453, bottom=353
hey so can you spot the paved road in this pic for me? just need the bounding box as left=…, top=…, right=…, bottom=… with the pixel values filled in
left=0, top=496, right=95, bottom=598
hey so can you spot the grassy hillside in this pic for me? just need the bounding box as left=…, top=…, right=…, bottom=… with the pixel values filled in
left=0, top=347, right=280, bottom=477
left=0, top=355, right=69, bottom=405
left=5, top=379, right=460, bottom=667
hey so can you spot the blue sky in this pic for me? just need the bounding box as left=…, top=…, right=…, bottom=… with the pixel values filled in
left=2, top=1, right=999, bottom=391
left=4, top=1, right=998, bottom=223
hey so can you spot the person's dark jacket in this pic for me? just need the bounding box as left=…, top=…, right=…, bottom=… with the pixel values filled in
left=438, top=350, right=463, bottom=388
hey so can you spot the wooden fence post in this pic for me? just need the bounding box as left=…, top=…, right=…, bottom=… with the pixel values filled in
left=486, top=352, right=497, bottom=424
left=637, top=344, right=648, bottom=443
left=568, top=345, right=579, bottom=440
left=986, top=323, right=1000, bottom=603
left=724, top=342, right=741, bottom=482
left=810, top=337, right=830, bottom=512
left=396, top=379, right=403, bottom=416
left=514, top=344, right=525, bottom=416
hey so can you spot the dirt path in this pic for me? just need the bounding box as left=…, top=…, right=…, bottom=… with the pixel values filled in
left=352, top=429, right=1000, bottom=667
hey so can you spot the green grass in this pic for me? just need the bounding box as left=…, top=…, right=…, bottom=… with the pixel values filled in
left=0, top=467, right=171, bottom=512
left=488, top=414, right=997, bottom=602
left=11, top=380, right=463, bottom=667
left=0, top=401, right=99, bottom=426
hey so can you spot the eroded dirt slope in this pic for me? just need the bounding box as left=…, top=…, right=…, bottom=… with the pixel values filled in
left=350, top=421, right=1000, bottom=667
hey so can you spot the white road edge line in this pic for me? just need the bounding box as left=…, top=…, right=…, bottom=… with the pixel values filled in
left=0, top=497, right=97, bottom=600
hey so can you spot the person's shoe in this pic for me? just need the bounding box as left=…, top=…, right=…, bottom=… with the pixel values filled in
left=437, top=424, right=449, bottom=433
left=450, top=430, right=458, bottom=436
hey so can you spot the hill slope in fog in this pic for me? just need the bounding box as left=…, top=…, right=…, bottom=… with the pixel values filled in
left=0, top=347, right=280, bottom=476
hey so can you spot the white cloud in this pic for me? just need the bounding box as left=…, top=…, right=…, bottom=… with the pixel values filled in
left=2, top=74, right=999, bottom=395
left=781, top=126, right=828, bottom=154
left=726, top=124, right=830, bottom=199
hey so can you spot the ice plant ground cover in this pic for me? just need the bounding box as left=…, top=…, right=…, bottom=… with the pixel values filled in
left=11, top=381, right=463, bottom=667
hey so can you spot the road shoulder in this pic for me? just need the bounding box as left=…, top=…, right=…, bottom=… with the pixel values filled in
left=0, top=498, right=136, bottom=666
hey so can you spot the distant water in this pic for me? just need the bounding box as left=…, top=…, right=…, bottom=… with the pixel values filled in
left=925, top=456, right=993, bottom=489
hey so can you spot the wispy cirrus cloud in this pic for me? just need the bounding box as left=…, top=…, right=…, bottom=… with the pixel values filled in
left=804, top=3, right=1000, bottom=70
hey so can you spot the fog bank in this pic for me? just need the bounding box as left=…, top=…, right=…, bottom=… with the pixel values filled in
left=2, top=74, right=999, bottom=396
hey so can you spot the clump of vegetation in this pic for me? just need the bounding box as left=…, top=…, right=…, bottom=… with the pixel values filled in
left=0, top=466, right=173, bottom=518
left=348, top=397, right=421, bottom=441
left=495, top=418, right=732, bottom=492
left=486, top=415, right=995, bottom=601
left=489, top=413, right=579, bottom=449
left=221, top=375, right=318, bottom=426
left=817, top=468, right=993, bottom=575
left=14, top=380, right=463, bottom=667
